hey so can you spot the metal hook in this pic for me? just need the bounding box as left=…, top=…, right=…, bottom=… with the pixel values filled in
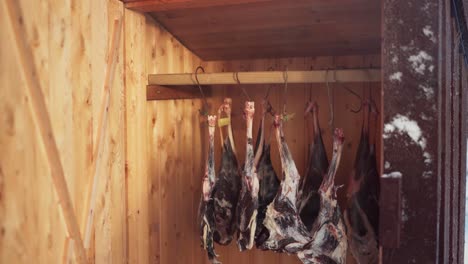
left=343, top=86, right=364, bottom=113
left=264, top=66, right=275, bottom=99
left=368, top=86, right=380, bottom=115
left=234, top=71, right=251, bottom=101
left=326, top=69, right=334, bottom=130
left=308, top=65, right=314, bottom=101
left=282, top=67, right=288, bottom=115
left=194, top=66, right=209, bottom=115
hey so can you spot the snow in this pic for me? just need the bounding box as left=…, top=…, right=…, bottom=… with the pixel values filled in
left=389, top=72, right=403, bottom=81
left=423, top=152, right=432, bottom=164
left=384, top=115, right=427, bottom=150
left=382, top=171, right=402, bottom=178
left=419, top=84, right=434, bottom=99
left=384, top=161, right=391, bottom=169
left=422, top=25, right=436, bottom=43
left=408, top=51, right=433, bottom=75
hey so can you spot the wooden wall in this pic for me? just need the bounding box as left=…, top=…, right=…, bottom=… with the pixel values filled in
left=0, top=0, right=126, bottom=263
left=137, top=14, right=382, bottom=264
left=0, top=3, right=381, bottom=264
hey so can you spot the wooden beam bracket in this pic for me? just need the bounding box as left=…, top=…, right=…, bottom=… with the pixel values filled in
left=146, top=69, right=380, bottom=101
left=147, top=85, right=212, bottom=101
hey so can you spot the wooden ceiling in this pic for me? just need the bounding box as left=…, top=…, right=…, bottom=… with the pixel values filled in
left=123, top=0, right=381, bottom=61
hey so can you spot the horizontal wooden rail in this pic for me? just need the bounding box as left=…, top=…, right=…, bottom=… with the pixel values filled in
left=148, top=69, right=381, bottom=86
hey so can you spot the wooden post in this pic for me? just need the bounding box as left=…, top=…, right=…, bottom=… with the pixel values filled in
left=3, top=1, right=88, bottom=263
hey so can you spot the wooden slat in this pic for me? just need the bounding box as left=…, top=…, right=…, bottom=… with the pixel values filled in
left=124, top=9, right=150, bottom=264
left=3, top=0, right=88, bottom=263
left=80, top=16, right=122, bottom=254
left=124, top=0, right=271, bottom=12
left=146, top=85, right=212, bottom=100
left=142, top=0, right=380, bottom=60
left=379, top=177, right=402, bottom=248
left=148, top=69, right=381, bottom=86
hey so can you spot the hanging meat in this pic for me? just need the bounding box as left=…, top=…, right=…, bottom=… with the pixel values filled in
left=297, top=101, right=329, bottom=231
left=344, top=102, right=380, bottom=264
left=236, top=101, right=260, bottom=251
left=260, top=114, right=312, bottom=253
left=297, top=128, right=348, bottom=264
left=253, top=100, right=280, bottom=248
left=212, top=98, right=241, bottom=245
left=260, top=114, right=347, bottom=263
left=198, top=115, right=221, bottom=264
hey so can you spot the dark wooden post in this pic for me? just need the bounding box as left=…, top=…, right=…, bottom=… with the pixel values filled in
left=382, top=0, right=468, bottom=263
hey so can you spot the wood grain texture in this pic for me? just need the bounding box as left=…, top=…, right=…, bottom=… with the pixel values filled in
left=124, top=8, right=150, bottom=264
left=0, top=0, right=126, bottom=263
left=141, top=14, right=381, bottom=262
left=3, top=0, right=87, bottom=262
left=148, top=70, right=381, bottom=86
left=141, top=0, right=380, bottom=60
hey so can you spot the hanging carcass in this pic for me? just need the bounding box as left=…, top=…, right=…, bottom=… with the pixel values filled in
left=344, top=102, right=380, bottom=264
left=297, top=128, right=348, bottom=264
left=253, top=100, right=280, bottom=248
left=297, top=101, right=329, bottom=231
left=212, top=98, right=241, bottom=245
left=261, top=114, right=347, bottom=263
left=260, top=114, right=312, bottom=253
left=236, top=101, right=260, bottom=251
left=198, top=115, right=221, bottom=264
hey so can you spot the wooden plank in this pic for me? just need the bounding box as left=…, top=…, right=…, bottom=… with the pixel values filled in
left=145, top=17, right=162, bottom=264
left=197, top=45, right=381, bottom=61
left=141, top=0, right=380, bottom=60
left=3, top=0, right=87, bottom=263
left=379, top=176, right=401, bottom=248
left=451, top=20, right=460, bottom=263
left=382, top=0, right=441, bottom=262
left=81, top=17, right=122, bottom=252
left=125, top=0, right=272, bottom=12
left=459, top=54, right=468, bottom=264
left=68, top=0, right=93, bottom=262
left=154, top=4, right=379, bottom=36
left=148, top=69, right=381, bottom=86
left=443, top=1, right=453, bottom=262
left=146, top=85, right=212, bottom=100
left=107, top=2, right=127, bottom=263
left=124, top=9, right=149, bottom=264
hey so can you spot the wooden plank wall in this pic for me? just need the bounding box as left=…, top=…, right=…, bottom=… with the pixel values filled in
left=0, top=4, right=382, bottom=263
left=0, top=0, right=126, bottom=263
left=139, top=15, right=382, bottom=264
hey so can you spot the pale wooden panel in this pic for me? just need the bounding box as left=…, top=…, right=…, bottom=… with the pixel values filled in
left=124, top=8, right=150, bottom=264
left=91, top=0, right=111, bottom=262
left=107, top=2, right=127, bottom=263
left=0, top=0, right=127, bottom=263
left=0, top=1, right=67, bottom=263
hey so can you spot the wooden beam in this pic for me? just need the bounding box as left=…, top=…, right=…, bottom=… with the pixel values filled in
left=146, top=85, right=212, bottom=100
left=148, top=69, right=381, bottom=86
left=81, top=17, right=122, bottom=252
left=124, top=0, right=272, bottom=12
left=3, top=1, right=88, bottom=264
